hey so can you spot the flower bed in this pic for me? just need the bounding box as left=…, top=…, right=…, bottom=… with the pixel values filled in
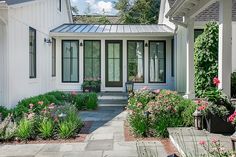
left=0, top=91, right=98, bottom=142
left=127, top=88, right=197, bottom=138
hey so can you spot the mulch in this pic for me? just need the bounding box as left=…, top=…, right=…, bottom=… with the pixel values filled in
left=0, top=121, right=93, bottom=145
left=124, top=121, right=180, bottom=156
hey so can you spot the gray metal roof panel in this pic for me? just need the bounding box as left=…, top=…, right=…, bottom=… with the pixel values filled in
left=2, top=0, right=34, bottom=5
left=50, top=24, right=174, bottom=34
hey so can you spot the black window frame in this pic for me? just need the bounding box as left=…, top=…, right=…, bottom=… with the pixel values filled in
left=29, top=27, right=36, bottom=79
left=62, top=40, right=79, bottom=83
left=52, top=38, right=56, bottom=77
left=171, top=38, right=174, bottom=77
left=127, top=40, right=145, bottom=83
left=148, top=40, right=166, bottom=83
left=58, top=0, right=62, bottom=12
left=194, top=29, right=204, bottom=42
left=83, top=40, right=101, bottom=79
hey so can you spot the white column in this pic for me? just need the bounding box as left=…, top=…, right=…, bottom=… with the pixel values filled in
left=218, top=0, right=232, bottom=97
left=184, top=18, right=195, bottom=99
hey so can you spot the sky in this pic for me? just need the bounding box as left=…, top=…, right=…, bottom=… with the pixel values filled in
left=70, top=0, right=118, bottom=15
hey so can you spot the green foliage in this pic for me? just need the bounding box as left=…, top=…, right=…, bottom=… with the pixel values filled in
left=38, top=117, right=54, bottom=139
left=58, top=106, right=82, bottom=139
left=194, top=22, right=219, bottom=97
left=86, top=93, right=98, bottom=110
left=16, top=117, right=34, bottom=141
left=115, top=0, right=160, bottom=24
left=232, top=72, right=236, bottom=98
left=127, top=89, right=197, bottom=138
left=0, top=106, right=11, bottom=120
left=128, top=113, right=149, bottom=137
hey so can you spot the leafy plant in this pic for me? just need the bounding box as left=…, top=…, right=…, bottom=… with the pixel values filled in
left=194, top=22, right=219, bottom=97
left=0, top=106, right=11, bottom=120
left=231, top=72, right=236, bottom=98
left=16, top=117, right=34, bottom=141
left=38, top=117, right=54, bottom=139
left=58, top=121, right=75, bottom=139
left=86, top=93, right=98, bottom=110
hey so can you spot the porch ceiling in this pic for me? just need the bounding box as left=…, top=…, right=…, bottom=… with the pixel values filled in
left=166, top=0, right=216, bottom=20
left=50, top=24, right=174, bottom=37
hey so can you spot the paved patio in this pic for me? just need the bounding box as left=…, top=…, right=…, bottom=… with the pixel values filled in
left=0, top=107, right=169, bottom=157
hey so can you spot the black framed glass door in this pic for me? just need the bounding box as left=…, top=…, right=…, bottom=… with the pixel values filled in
left=105, top=40, right=123, bottom=87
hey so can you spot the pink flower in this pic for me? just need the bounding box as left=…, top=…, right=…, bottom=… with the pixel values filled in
left=142, top=86, right=148, bottom=90
left=213, top=77, right=220, bottom=86
left=27, top=113, right=35, bottom=119
left=195, top=99, right=202, bottom=104
left=198, top=105, right=206, bottom=111
left=153, top=89, right=160, bottom=94
left=199, top=140, right=206, bottom=145
left=29, top=103, right=34, bottom=109
left=48, top=103, right=55, bottom=109
left=137, top=102, right=143, bottom=107
left=71, top=91, right=77, bottom=96
left=41, top=109, right=48, bottom=114
left=211, top=137, right=218, bottom=144
left=38, top=101, right=44, bottom=105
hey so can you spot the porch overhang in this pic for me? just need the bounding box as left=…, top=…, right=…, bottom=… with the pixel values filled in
left=50, top=24, right=174, bottom=37
left=166, top=0, right=217, bottom=26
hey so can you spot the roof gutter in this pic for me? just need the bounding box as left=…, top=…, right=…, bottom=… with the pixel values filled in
left=169, top=18, right=187, bottom=28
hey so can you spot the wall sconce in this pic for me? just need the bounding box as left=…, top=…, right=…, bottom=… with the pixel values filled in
left=44, top=38, right=52, bottom=44
left=80, top=42, right=83, bottom=47
left=145, top=42, right=148, bottom=47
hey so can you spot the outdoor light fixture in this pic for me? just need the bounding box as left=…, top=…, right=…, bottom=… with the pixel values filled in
left=125, top=81, right=134, bottom=93
left=193, top=109, right=203, bottom=130
left=44, top=38, right=52, bottom=44
left=145, top=42, right=148, bottom=47
left=80, top=42, right=83, bottom=47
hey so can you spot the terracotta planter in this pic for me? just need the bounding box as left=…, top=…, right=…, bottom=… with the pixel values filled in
left=204, top=113, right=235, bottom=134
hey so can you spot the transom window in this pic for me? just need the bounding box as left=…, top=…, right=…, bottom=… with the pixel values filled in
left=127, top=41, right=144, bottom=83
left=62, top=40, right=79, bottom=83
left=29, top=27, right=36, bottom=79
left=149, top=41, right=166, bottom=83
left=84, top=40, right=101, bottom=79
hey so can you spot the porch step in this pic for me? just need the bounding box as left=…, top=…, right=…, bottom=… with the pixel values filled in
left=98, top=92, right=128, bottom=106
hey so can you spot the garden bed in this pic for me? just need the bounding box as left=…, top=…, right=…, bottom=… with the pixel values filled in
left=124, top=121, right=179, bottom=156
left=0, top=121, right=93, bottom=144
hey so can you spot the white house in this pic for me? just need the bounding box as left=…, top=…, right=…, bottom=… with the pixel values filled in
left=1, top=0, right=235, bottom=108
left=160, top=0, right=236, bottom=98
left=0, top=0, right=72, bottom=108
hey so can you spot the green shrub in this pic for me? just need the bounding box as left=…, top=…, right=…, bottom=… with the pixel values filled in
left=16, top=117, right=34, bottom=141
left=194, top=21, right=219, bottom=97
left=127, top=89, right=197, bottom=138
left=0, top=106, right=11, bottom=120
left=74, top=94, right=86, bottom=110
left=128, top=112, right=148, bottom=137
left=58, top=106, right=82, bottom=139
left=231, top=72, right=236, bottom=98
left=86, top=93, right=98, bottom=110
left=47, top=91, right=67, bottom=103
left=38, top=117, right=54, bottom=139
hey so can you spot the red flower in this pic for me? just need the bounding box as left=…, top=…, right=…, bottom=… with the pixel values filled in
left=213, top=77, right=220, bottom=86
left=198, top=105, right=206, bottom=111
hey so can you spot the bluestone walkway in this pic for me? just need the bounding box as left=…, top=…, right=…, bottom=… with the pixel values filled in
left=0, top=107, right=168, bottom=157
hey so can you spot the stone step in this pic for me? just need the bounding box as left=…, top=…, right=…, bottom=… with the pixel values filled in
left=98, top=95, right=128, bottom=100
left=98, top=99, right=128, bottom=104
left=98, top=92, right=128, bottom=97
left=99, top=103, right=127, bottom=107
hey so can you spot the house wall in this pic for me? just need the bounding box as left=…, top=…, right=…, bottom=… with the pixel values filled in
left=159, top=0, right=176, bottom=29
left=232, top=22, right=236, bottom=72
left=6, top=0, right=71, bottom=107
left=54, top=36, right=175, bottom=92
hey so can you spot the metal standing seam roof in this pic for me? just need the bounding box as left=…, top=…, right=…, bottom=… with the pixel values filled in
left=50, top=24, right=174, bottom=34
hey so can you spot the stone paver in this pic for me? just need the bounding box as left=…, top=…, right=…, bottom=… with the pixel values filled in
left=0, top=107, right=169, bottom=157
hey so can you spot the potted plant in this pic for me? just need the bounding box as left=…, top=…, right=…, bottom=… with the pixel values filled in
left=81, top=78, right=101, bottom=93
left=197, top=77, right=235, bottom=133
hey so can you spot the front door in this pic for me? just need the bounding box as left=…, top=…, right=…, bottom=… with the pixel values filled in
left=105, top=40, right=123, bottom=87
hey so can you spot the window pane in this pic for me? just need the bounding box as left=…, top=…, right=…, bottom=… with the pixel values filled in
left=127, top=41, right=144, bottom=82
left=62, top=41, right=79, bottom=82
left=108, top=44, right=114, bottom=58
left=114, top=44, right=120, bottom=58
left=84, top=41, right=101, bottom=79
left=29, top=27, right=36, bottom=78
left=52, top=38, right=56, bottom=77
left=149, top=41, right=165, bottom=83
left=108, top=59, right=114, bottom=81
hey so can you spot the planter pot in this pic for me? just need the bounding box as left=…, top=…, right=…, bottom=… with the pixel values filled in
left=204, top=114, right=235, bottom=134
left=83, top=86, right=100, bottom=93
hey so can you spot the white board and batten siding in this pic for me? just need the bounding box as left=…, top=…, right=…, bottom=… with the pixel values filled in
left=54, top=36, right=175, bottom=92
left=4, top=0, right=71, bottom=108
